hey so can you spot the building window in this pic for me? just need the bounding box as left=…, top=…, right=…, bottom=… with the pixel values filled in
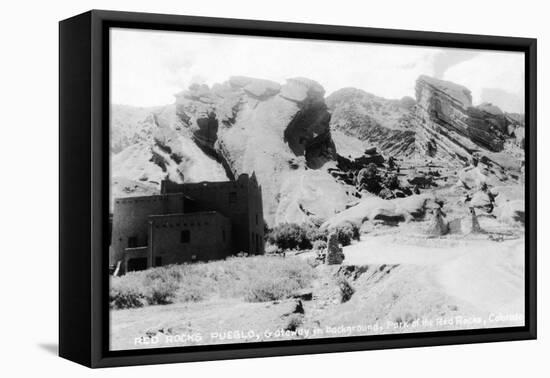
left=127, top=236, right=138, bottom=248
left=181, top=230, right=190, bottom=243
left=256, top=214, right=258, bottom=225
left=229, top=191, right=237, bottom=204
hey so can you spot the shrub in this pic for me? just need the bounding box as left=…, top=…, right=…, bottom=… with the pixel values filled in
left=267, top=223, right=312, bottom=250
left=110, top=275, right=146, bottom=309
left=331, top=223, right=360, bottom=246
left=359, top=163, right=383, bottom=194
left=245, top=277, right=291, bottom=302
left=285, top=314, right=304, bottom=331
left=312, top=239, right=327, bottom=251
left=110, top=256, right=316, bottom=308
left=338, top=276, right=355, bottom=303
left=176, top=284, right=206, bottom=302
left=244, top=259, right=315, bottom=302
left=383, top=174, right=401, bottom=190
left=304, top=223, right=325, bottom=243
left=143, top=267, right=181, bottom=305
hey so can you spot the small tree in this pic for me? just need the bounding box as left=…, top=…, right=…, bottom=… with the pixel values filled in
left=358, top=163, right=382, bottom=194
left=384, top=174, right=400, bottom=190
left=331, top=223, right=360, bottom=246
left=267, top=223, right=312, bottom=250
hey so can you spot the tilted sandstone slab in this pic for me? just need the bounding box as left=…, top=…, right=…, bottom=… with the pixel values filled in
left=414, top=75, right=513, bottom=159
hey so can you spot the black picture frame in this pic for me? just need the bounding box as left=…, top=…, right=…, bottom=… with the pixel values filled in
left=59, top=9, right=537, bottom=368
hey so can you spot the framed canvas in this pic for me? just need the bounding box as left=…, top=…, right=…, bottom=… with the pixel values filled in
left=59, top=10, right=537, bottom=368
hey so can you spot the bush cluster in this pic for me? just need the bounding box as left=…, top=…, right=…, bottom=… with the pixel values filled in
left=331, top=222, right=360, bottom=247
left=266, top=222, right=324, bottom=250
left=266, top=221, right=360, bottom=251
left=110, top=256, right=316, bottom=309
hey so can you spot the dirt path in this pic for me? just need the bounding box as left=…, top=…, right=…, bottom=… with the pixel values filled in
left=110, top=234, right=525, bottom=350
left=343, top=234, right=525, bottom=315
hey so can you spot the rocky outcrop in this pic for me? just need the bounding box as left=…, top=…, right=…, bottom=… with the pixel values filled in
left=110, top=105, right=159, bottom=153
left=414, top=75, right=521, bottom=162
left=327, top=88, right=416, bottom=157
left=174, top=76, right=348, bottom=225
left=492, top=185, right=525, bottom=226
left=322, top=194, right=437, bottom=230
left=425, top=207, right=449, bottom=236
left=109, top=103, right=230, bottom=213
left=463, top=207, right=483, bottom=234
left=326, top=233, right=345, bottom=265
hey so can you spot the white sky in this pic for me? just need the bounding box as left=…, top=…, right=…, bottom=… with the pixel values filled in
left=111, top=28, right=525, bottom=113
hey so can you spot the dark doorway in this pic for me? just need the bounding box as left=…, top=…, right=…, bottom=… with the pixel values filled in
left=181, top=230, right=191, bottom=243
left=127, top=257, right=148, bottom=272
left=154, top=257, right=162, bottom=267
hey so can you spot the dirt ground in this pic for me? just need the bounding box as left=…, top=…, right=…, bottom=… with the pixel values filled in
left=110, top=219, right=524, bottom=351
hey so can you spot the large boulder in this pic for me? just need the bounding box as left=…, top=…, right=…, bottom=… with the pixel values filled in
left=457, top=166, right=488, bottom=190
left=461, top=207, right=483, bottom=234
left=470, top=189, right=495, bottom=213
left=494, top=199, right=525, bottom=225
left=326, top=233, right=345, bottom=265
left=492, top=185, right=525, bottom=225
left=229, top=76, right=281, bottom=99
left=322, top=193, right=437, bottom=230
left=280, top=77, right=325, bottom=103
left=425, top=208, right=449, bottom=236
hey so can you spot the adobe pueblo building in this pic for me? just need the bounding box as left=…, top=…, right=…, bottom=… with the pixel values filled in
left=110, top=174, right=264, bottom=274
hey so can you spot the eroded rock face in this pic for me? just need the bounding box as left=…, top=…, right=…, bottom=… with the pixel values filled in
left=321, top=193, right=437, bottom=230
left=174, top=76, right=348, bottom=225
left=327, top=88, right=416, bottom=158
left=109, top=104, right=230, bottom=212
left=414, top=75, right=517, bottom=161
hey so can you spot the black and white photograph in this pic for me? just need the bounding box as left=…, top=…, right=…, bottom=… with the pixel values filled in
left=3, top=0, right=548, bottom=374
left=107, top=27, right=527, bottom=351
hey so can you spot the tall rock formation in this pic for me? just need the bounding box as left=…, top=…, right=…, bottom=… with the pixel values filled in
left=413, top=75, right=520, bottom=164
left=174, top=77, right=350, bottom=225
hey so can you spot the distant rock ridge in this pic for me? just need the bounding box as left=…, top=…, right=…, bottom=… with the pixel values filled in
left=110, top=74, right=525, bottom=224
left=327, top=88, right=417, bottom=157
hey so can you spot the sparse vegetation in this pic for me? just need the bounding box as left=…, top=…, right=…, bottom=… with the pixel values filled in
left=265, top=221, right=360, bottom=251
left=337, top=276, right=355, bottom=303
left=312, top=239, right=327, bottom=252
left=110, top=256, right=316, bottom=309
left=285, top=314, right=304, bottom=331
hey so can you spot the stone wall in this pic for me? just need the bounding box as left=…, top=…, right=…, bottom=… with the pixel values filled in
left=162, top=173, right=265, bottom=255
left=149, top=212, right=232, bottom=266
left=110, top=193, right=186, bottom=266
